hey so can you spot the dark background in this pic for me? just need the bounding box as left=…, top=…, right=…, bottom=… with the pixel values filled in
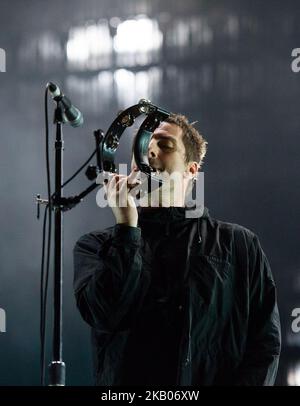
left=0, top=0, right=299, bottom=385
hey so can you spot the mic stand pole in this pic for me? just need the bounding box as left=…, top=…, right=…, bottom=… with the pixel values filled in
left=48, top=101, right=66, bottom=386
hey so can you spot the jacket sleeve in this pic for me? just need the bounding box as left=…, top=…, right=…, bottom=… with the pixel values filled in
left=234, top=234, right=281, bottom=386
left=73, top=224, right=145, bottom=333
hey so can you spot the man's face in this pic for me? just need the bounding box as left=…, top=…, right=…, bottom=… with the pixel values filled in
left=131, top=121, right=195, bottom=177
left=130, top=121, right=199, bottom=206
left=147, top=121, right=187, bottom=175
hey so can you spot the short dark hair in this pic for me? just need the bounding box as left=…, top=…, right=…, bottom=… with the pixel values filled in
left=165, top=113, right=207, bottom=167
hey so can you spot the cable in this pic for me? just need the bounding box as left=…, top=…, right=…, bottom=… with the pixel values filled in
left=40, top=86, right=52, bottom=386
left=40, top=204, right=48, bottom=385
left=58, top=148, right=97, bottom=192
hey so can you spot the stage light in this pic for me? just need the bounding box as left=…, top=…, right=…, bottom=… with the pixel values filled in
left=66, top=21, right=113, bottom=70
left=287, top=363, right=300, bottom=386
left=113, top=16, right=163, bottom=54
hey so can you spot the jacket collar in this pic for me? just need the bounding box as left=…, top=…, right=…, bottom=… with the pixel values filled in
left=137, top=205, right=209, bottom=225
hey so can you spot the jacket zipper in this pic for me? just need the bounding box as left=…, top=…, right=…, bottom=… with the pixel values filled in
left=175, top=220, right=199, bottom=384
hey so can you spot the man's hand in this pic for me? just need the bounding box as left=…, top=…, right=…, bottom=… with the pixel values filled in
left=104, top=168, right=141, bottom=227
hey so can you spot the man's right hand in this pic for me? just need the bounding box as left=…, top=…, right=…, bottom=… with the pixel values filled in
left=103, top=168, right=141, bottom=227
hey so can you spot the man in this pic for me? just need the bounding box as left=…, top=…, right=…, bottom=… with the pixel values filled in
left=73, top=114, right=281, bottom=386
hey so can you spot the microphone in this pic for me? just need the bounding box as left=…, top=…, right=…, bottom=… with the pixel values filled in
left=47, top=82, right=84, bottom=127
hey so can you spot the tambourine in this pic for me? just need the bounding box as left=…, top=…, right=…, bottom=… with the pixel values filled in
left=101, top=99, right=170, bottom=192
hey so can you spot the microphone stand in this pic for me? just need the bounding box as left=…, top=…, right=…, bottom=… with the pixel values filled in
left=48, top=101, right=66, bottom=386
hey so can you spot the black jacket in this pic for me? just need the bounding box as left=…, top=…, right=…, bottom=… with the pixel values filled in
left=73, top=206, right=281, bottom=386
